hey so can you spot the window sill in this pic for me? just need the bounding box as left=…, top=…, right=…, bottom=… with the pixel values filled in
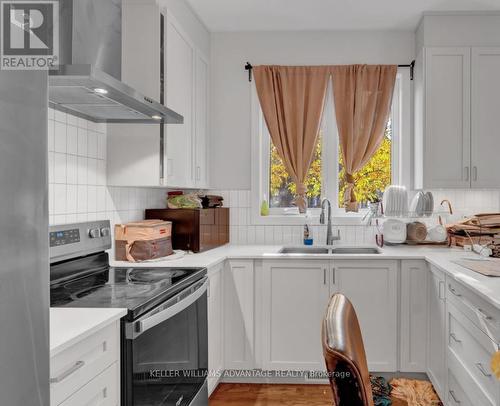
left=250, top=212, right=368, bottom=226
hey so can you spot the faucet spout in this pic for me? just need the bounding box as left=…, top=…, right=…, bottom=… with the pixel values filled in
left=320, top=198, right=341, bottom=245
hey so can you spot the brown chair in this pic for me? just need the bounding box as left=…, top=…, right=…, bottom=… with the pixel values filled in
left=321, top=293, right=374, bottom=406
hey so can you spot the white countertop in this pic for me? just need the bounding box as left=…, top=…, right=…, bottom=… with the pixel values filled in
left=50, top=307, right=127, bottom=356
left=111, top=244, right=500, bottom=310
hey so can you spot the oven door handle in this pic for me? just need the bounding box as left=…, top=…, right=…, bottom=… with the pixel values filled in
left=127, top=278, right=208, bottom=339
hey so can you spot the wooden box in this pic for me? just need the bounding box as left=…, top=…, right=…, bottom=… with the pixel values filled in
left=145, top=208, right=229, bottom=253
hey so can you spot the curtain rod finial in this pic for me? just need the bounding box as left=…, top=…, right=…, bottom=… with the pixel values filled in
left=245, top=62, right=253, bottom=82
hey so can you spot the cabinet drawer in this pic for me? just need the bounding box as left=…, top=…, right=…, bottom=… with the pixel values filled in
left=58, top=362, right=118, bottom=406
left=447, top=368, right=490, bottom=406
left=447, top=277, right=500, bottom=343
left=447, top=302, right=499, bottom=404
left=50, top=322, right=119, bottom=405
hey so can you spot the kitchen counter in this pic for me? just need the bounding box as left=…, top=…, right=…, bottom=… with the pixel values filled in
left=50, top=307, right=127, bottom=356
left=111, top=244, right=500, bottom=310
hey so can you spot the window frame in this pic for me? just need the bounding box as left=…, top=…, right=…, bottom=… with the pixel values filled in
left=250, top=71, right=409, bottom=226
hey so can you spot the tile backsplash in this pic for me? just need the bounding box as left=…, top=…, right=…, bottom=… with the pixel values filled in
left=212, top=189, right=500, bottom=246
left=48, top=108, right=167, bottom=227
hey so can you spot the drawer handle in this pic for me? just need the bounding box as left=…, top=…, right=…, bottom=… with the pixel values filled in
left=477, top=308, right=493, bottom=321
left=449, top=390, right=461, bottom=404
left=50, top=361, right=85, bottom=383
left=475, top=362, right=492, bottom=377
left=449, top=333, right=462, bottom=343
left=449, top=285, right=462, bottom=297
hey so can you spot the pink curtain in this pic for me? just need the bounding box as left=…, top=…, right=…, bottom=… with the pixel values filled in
left=331, top=65, right=397, bottom=212
left=254, top=65, right=330, bottom=213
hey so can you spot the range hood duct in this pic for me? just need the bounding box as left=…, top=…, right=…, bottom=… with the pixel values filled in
left=49, top=0, right=182, bottom=124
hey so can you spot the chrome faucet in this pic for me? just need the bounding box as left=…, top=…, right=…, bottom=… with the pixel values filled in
left=320, top=198, right=341, bottom=245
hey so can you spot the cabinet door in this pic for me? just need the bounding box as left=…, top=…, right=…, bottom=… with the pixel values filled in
left=224, top=260, right=254, bottom=370
left=207, top=264, right=223, bottom=395
left=334, top=260, right=398, bottom=372
left=471, top=47, right=500, bottom=188
left=427, top=266, right=446, bottom=401
left=424, top=48, right=471, bottom=188
left=194, top=52, right=209, bottom=188
left=165, top=14, right=194, bottom=188
left=261, top=260, right=330, bottom=371
left=400, top=260, right=428, bottom=372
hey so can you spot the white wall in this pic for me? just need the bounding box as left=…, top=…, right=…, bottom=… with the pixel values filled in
left=210, top=30, right=416, bottom=189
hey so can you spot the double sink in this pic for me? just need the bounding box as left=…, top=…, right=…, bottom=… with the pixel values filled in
left=278, top=246, right=381, bottom=255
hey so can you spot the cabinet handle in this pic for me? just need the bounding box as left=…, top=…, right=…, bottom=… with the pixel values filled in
left=50, top=361, right=85, bottom=383
left=449, top=390, right=461, bottom=404
left=332, top=268, right=336, bottom=285
left=323, top=269, right=327, bottom=285
left=464, top=166, right=469, bottom=181
left=449, top=333, right=462, bottom=343
left=439, top=281, right=445, bottom=300
left=207, top=280, right=211, bottom=298
left=196, top=166, right=201, bottom=181
left=475, top=362, right=492, bottom=377
left=477, top=308, right=493, bottom=321
left=449, top=284, right=462, bottom=297
left=473, top=166, right=478, bottom=181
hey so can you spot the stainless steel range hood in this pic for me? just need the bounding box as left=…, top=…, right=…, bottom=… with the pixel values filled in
left=49, top=0, right=183, bottom=124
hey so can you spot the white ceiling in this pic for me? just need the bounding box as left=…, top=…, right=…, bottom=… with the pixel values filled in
left=186, top=0, right=500, bottom=32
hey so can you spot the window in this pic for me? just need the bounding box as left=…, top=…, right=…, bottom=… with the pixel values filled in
left=252, top=72, right=409, bottom=222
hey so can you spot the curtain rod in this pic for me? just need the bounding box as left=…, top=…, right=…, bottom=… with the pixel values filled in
left=244, top=60, right=416, bottom=82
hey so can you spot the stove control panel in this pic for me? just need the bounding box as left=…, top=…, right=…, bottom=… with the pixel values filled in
left=49, top=220, right=112, bottom=263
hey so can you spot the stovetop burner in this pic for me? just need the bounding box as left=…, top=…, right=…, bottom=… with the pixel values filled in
left=50, top=254, right=206, bottom=320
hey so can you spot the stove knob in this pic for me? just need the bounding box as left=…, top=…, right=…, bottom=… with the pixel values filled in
left=88, top=228, right=101, bottom=238
left=100, top=227, right=111, bottom=237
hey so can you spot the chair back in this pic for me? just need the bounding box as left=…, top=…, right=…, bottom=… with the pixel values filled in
left=321, top=293, right=374, bottom=406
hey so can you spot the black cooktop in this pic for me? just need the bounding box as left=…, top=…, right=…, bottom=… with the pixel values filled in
left=50, top=253, right=206, bottom=321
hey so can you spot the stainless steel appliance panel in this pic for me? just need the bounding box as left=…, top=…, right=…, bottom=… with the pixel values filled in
left=0, top=70, right=49, bottom=406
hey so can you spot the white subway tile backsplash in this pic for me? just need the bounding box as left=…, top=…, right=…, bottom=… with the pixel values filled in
left=66, top=125, right=78, bottom=155
left=88, top=131, right=98, bottom=158
left=87, top=158, right=97, bottom=185
left=66, top=155, right=77, bottom=184
left=76, top=185, right=88, bottom=214
left=66, top=184, right=77, bottom=214
left=67, top=113, right=78, bottom=127
left=53, top=153, right=66, bottom=184
left=77, top=156, right=87, bottom=185
left=87, top=185, right=97, bottom=212
left=54, top=184, right=66, bottom=214
left=54, top=110, right=66, bottom=123
left=77, top=127, right=87, bottom=156
left=54, top=121, right=66, bottom=153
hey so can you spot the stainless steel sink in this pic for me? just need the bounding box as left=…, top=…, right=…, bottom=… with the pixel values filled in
left=331, top=247, right=381, bottom=254
left=279, top=247, right=330, bottom=254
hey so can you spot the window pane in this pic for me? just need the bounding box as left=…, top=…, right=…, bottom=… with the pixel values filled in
left=269, top=135, right=322, bottom=209
left=338, top=119, right=392, bottom=208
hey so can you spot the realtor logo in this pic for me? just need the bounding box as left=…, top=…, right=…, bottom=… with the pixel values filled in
left=1, top=1, right=59, bottom=69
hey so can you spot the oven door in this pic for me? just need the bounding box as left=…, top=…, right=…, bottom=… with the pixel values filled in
left=123, top=277, right=208, bottom=406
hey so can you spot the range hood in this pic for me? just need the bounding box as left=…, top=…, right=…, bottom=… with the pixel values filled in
left=49, top=0, right=183, bottom=124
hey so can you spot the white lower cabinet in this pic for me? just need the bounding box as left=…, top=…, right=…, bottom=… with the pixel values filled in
left=427, top=265, right=447, bottom=400
left=334, top=260, right=398, bottom=372
left=400, top=260, right=428, bottom=372
left=224, top=259, right=255, bottom=370
left=50, top=321, right=120, bottom=406
left=58, top=363, right=118, bottom=406
left=207, top=263, right=224, bottom=395
left=260, top=260, right=331, bottom=371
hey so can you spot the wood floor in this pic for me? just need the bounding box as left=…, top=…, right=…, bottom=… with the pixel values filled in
left=209, top=383, right=333, bottom=406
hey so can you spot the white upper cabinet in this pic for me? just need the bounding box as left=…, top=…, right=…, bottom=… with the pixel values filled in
left=107, top=1, right=210, bottom=188
left=164, top=14, right=194, bottom=188
left=194, top=52, right=210, bottom=188
left=471, top=48, right=500, bottom=188
left=417, top=47, right=471, bottom=189
left=415, top=46, right=500, bottom=189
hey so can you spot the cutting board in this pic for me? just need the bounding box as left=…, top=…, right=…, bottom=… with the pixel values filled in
left=453, top=259, right=500, bottom=277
